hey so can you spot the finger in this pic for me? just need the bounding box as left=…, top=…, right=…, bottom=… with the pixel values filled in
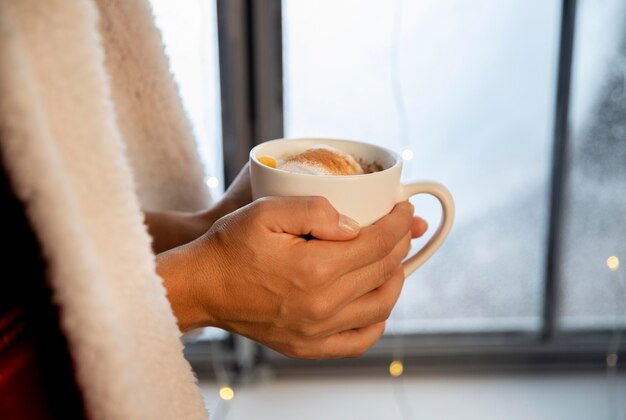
left=222, top=162, right=252, bottom=208
left=321, top=231, right=411, bottom=309
left=313, top=322, right=386, bottom=359
left=254, top=196, right=360, bottom=241
left=311, top=266, right=405, bottom=338
left=411, top=216, right=428, bottom=239
left=303, top=201, right=414, bottom=274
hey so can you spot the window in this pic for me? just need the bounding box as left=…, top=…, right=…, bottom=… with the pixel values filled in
left=559, top=0, right=626, bottom=330
left=284, top=0, right=561, bottom=333
left=151, top=0, right=625, bottom=371
left=149, top=0, right=224, bottom=199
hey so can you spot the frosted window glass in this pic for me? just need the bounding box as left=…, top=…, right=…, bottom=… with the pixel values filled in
left=558, top=0, right=626, bottom=330
left=284, top=0, right=560, bottom=332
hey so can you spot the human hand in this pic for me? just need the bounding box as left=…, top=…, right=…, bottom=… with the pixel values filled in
left=215, top=163, right=430, bottom=236
left=144, top=164, right=252, bottom=253
left=145, top=162, right=426, bottom=254
left=211, top=162, right=252, bottom=219
left=158, top=196, right=427, bottom=359
left=411, top=214, right=428, bottom=239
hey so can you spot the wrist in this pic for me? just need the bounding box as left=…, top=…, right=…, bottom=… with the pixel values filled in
left=195, top=196, right=247, bottom=227
left=214, top=195, right=246, bottom=218
left=156, top=240, right=222, bottom=332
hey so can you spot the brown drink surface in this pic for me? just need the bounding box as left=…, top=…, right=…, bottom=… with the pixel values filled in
left=357, top=158, right=384, bottom=174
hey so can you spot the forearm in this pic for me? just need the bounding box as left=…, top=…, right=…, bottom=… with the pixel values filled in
left=143, top=210, right=205, bottom=254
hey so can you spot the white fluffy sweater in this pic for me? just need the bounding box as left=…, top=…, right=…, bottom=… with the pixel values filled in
left=0, top=0, right=210, bottom=418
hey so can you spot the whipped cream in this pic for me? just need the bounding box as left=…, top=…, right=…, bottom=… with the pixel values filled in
left=276, top=145, right=364, bottom=176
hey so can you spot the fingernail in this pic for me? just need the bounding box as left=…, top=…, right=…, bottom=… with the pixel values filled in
left=338, top=214, right=360, bottom=234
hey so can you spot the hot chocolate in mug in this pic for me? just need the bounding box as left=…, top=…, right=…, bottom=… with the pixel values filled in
left=249, top=138, right=455, bottom=276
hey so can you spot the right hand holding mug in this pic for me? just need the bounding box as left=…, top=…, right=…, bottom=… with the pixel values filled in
left=157, top=196, right=426, bottom=359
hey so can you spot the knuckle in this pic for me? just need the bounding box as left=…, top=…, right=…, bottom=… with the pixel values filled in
left=346, top=325, right=385, bottom=359
left=394, top=265, right=406, bottom=286
left=251, top=196, right=274, bottom=214
left=300, top=255, right=335, bottom=282
left=373, top=298, right=394, bottom=323
left=303, top=296, right=333, bottom=322
left=309, top=261, right=334, bottom=282
left=379, top=302, right=394, bottom=322
left=374, top=229, right=396, bottom=258
left=305, top=196, right=333, bottom=222
left=297, top=322, right=322, bottom=339
left=295, top=260, right=336, bottom=291
left=380, top=254, right=398, bottom=281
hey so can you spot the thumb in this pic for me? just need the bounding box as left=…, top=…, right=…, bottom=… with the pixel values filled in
left=256, top=196, right=360, bottom=240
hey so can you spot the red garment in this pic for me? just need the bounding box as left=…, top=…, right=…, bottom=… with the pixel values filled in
left=0, top=309, right=51, bottom=420
left=0, top=165, right=86, bottom=420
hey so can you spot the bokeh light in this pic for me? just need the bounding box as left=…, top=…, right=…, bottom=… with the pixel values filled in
left=389, top=360, right=404, bottom=377
left=206, top=176, right=219, bottom=189
left=401, top=149, right=414, bottom=161
left=219, top=386, right=234, bottom=401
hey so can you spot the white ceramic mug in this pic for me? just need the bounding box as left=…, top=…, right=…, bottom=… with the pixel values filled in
left=249, top=138, right=455, bottom=276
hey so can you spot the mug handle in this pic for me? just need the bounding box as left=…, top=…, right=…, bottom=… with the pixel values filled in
left=398, top=181, right=455, bottom=277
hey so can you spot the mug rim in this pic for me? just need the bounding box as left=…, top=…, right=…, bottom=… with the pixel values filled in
left=249, top=137, right=402, bottom=180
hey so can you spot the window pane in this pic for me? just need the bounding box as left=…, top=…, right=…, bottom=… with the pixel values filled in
left=284, top=0, right=560, bottom=332
left=149, top=0, right=224, bottom=198
left=558, top=0, right=626, bottom=330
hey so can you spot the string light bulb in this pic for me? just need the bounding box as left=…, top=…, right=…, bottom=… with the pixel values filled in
left=389, top=360, right=404, bottom=377
left=607, top=256, right=619, bottom=272
left=219, top=386, right=234, bottom=401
